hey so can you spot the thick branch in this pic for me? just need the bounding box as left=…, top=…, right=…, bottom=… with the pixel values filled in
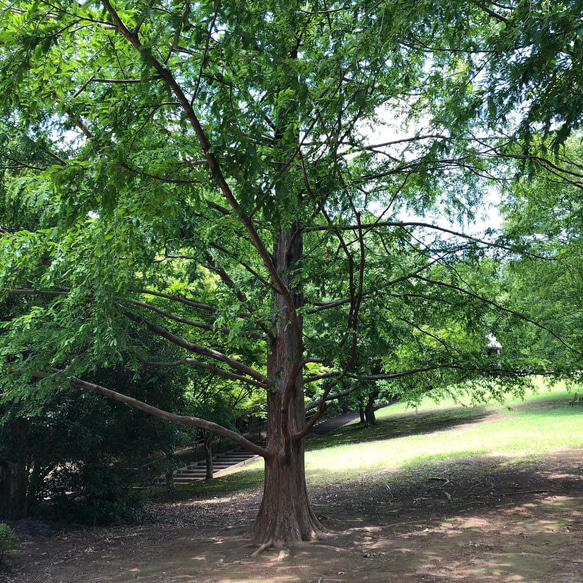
left=141, top=290, right=219, bottom=313
left=101, top=0, right=298, bottom=329
left=91, top=76, right=162, bottom=83
left=3, top=288, right=68, bottom=297
left=128, top=299, right=266, bottom=341
left=124, top=311, right=270, bottom=384
left=304, top=372, right=341, bottom=384
left=304, top=386, right=356, bottom=412
left=204, top=251, right=275, bottom=341
left=211, top=243, right=272, bottom=288
left=139, top=357, right=268, bottom=389
left=305, top=221, right=551, bottom=260
left=32, top=370, right=270, bottom=457
left=307, top=253, right=451, bottom=314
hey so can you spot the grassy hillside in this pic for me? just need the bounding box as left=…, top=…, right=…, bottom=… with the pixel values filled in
left=305, top=380, right=582, bottom=485
left=165, top=379, right=582, bottom=498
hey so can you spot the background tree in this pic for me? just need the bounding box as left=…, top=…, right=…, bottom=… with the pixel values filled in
left=497, top=138, right=583, bottom=377
left=0, top=0, right=576, bottom=549
left=186, top=371, right=264, bottom=480
left=0, top=298, right=187, bottom=523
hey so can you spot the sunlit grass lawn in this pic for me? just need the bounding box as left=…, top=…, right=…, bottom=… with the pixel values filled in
left=305, top=379, right=583, bottom=485
left=166, top=379, right=583, bottom=498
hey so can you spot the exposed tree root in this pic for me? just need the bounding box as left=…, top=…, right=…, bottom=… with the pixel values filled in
left=251, top=539, right=273, bottom=557
left=312, top=529, right=335, bottom=541
left=250, top=526, right=335, bottom=557
left=505, top=489, right=551, bottom=496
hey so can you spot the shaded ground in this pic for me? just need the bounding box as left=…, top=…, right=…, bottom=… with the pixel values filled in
left=3, top=448, right=582, bottom=583
left=306, top=405, right=491, bottom=451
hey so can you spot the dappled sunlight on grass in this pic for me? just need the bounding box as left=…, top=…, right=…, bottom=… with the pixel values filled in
left=152, top=466, right=265, bottom=502
left=304, top=384, right=583, bottom=486
left=158, top=381, right=582, bottom=499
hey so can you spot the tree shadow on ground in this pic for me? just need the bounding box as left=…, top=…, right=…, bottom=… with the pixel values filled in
left=309, top=450, right=583, bottom=520
left=12, top=396, right=582, bottom=581
left=12, top=450, right=582, bottom=582
left=302, top=450, right=583, bottom=582
left=307, top=405, right=491, bottom=451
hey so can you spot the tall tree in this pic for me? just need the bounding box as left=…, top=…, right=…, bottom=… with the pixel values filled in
left=0, top=0, right=566, bottom=548
left=498, top=138, right=583, bottom=375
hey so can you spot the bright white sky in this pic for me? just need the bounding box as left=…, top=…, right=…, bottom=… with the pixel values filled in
left=362, top=105, right=503, bottom=237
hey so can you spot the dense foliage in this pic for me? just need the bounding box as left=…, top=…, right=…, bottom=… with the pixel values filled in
left=0, top=0, right=581, bottom=545
left=498, top=139, right=583, bottom=377
left=0, top=349, right=186, bottom=523
left=0, top=523, right=22, bottom=565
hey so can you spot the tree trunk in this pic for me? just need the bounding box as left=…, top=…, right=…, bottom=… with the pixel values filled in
left=0, top=460, right=13, bottom=519
left=251, top=225, right=326, bottom=548
left=251, top=393, right=324, bottom=546
left=365, top=389, right=379, bottom=426
left=0, top=461, right=30, bottom=520
left=203, top=432, right=214, bottom=480
left=248, top=416, right=260, bottom=440
left=165, top=453, right=175, bottom=491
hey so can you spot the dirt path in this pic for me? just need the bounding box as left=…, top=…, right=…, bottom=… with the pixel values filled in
left=4, top=449, right=582, bottom=582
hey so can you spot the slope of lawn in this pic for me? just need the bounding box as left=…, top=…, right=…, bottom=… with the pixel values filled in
left=304, top=380, right=582, bottom=486
left=163, top=379, right=582, bottom=499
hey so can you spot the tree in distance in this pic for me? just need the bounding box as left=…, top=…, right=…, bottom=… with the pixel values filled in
left=1, top=1, right=581, bottom=550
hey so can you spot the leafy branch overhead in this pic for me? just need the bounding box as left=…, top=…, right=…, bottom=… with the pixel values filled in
left=1, top=0, right=581, bottom=548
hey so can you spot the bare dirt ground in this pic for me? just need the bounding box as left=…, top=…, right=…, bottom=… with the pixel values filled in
left=3, top=449, right=582, bottom=583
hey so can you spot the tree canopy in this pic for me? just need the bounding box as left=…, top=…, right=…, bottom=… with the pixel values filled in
left=1, top=0, right=581, bottom=548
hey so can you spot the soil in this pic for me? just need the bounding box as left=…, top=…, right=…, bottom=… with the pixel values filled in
left=2, top=448, right=582, bottom=583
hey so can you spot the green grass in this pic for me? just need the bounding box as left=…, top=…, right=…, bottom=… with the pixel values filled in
left=160, top=379, right=583, bottom=499
left=305, top=380, right=583, bottom=485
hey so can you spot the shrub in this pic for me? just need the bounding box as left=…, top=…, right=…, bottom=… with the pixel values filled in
left=0, top=523, right=22, bottom=564
left=0, top=356, right=188, bottom=524
left=45, top=465, right=148, bottom=526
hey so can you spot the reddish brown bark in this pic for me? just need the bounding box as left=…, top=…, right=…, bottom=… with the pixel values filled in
left=252, top=426, right=324, bottom=546
left=251, top=226, right=326, bottom=547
